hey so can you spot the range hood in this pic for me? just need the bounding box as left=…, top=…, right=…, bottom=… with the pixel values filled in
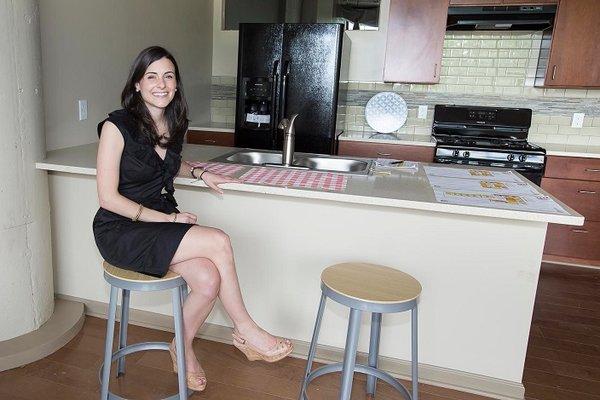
left=447, top=5, right=556, bottom=31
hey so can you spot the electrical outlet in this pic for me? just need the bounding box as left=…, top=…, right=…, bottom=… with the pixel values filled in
left=571, top=112, right=585, bottom=128
left=78, top=99, right=88, bottom=121
left=418, top=105, right=428, bottom=119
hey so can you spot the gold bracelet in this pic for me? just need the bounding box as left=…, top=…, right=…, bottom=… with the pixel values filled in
left=172, top=213, right=178, bottom=223
left=132, top=204, right=144, bottom=222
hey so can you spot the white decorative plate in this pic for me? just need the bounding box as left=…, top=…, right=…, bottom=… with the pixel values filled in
left=365, top=92, right=408, bottom=133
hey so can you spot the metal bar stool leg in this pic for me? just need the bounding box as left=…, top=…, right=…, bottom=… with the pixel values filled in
left=366, top=312, right=382, bottom=397
left=411, top=305, right=419, bottom=400
left=180, top=282, right=188, bottom=304
left=100, top=286, right=118, bottom=400
left=339, top=308, right=362, bottom=400
left=172, top=287, right=187, bottom=400
left=117, top=289, right=130, bottom=377
left=299, top=293, right=327, bottom=400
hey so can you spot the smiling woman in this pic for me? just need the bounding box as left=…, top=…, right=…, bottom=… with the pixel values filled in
left=93, top=46, right=292, bottom=393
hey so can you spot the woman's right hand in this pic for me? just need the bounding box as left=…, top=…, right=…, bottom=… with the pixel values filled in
left=169, top=212, right=197, bottom=224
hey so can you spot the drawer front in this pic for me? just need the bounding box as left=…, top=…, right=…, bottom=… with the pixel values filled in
left=544, top=220, right=600, bottom=261
left=541, top=177, right=600, bottom=221
left=337, top=141, right=434, bottom=162
left=187, top=130, right=234, bottom=147
left=545, top=156, right=600, bottom=181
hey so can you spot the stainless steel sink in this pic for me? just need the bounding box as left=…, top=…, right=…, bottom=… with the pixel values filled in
left=210, top=149, right=372, bottom=175
left=294, top=156, right=370, bottom=173
left=223, top=150, right=282, bottom=165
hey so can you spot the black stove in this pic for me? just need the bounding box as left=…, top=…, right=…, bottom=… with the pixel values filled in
left=432, top=105, right=546, bottom=185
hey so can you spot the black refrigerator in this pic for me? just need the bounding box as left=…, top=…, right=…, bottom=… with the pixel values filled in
left=234, top=23, right=345, bottom=155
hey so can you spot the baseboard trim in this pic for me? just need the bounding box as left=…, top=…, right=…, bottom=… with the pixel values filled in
left=57, top=294, right=524, bottom=400
left=0, top=298, right=85, bottom=372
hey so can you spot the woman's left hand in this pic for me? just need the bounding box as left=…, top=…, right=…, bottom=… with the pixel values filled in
left=200, top=171, right=240, bottom=194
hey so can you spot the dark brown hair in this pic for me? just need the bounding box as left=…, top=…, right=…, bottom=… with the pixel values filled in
left=121, top=46, right=189, bottom=149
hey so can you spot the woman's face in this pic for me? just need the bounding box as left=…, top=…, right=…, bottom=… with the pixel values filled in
left=135, top=57, right=177, bottom=114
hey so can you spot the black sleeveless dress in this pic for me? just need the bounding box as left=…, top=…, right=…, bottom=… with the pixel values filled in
left=93, top=109, right=195, bottom=277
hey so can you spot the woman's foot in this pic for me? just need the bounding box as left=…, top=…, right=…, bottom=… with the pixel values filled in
left=169, top=340, right=207, bottom=391
left=232, top=324, right=293, bottom=363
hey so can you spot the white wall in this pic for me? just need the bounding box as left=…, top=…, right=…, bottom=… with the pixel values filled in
left=211, top=0, right=390, bottom=81
left=40, top=0, right=214, bottom=151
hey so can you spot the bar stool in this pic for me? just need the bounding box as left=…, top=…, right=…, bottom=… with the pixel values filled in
left=99, top=261, right=192, bottom=400
left=299, top=262, right=422, bottom=400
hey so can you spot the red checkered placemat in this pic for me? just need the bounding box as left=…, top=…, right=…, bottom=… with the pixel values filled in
left=239, top=167, right=348, bottom=192
left=188, top=162, right=244, bottom=176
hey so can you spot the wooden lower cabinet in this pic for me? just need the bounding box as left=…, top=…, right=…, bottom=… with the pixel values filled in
left=542, top=155, right=600, bottom=265
left=541, top=178, right=600, bottom=220
left=337, top=141, right=435, bottom=162
left=544, top=221, right=600, bottom=261
left=187, top=130, right=234, bottom=146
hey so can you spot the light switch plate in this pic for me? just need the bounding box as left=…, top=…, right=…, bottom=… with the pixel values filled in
left=78, top=99, right=88, bottom=121
left=418, top=105, right=428, bottom=119
left=571, top=112, right=585, bottom=128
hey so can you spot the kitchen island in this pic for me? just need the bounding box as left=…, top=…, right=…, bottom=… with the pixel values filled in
left=37, top=143, right=582, bottom=400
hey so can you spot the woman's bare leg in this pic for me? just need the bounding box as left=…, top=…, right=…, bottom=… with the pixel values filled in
left=169, top=257, right=220, bottom=373
left=171, top=226, right=278, bottom=351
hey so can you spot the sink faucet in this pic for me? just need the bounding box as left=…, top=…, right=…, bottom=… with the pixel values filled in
left=278, top=114, right=299, bottom=167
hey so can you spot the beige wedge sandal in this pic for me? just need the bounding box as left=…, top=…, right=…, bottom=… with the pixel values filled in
left=168, top=341, right=207, bottom=392
left=232, top=331, right=293, bottom=362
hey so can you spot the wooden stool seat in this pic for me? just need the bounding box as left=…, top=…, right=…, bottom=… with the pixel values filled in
left=103, top=261, right=181, bottom=282
left=321, top=262, right=422, bottom=304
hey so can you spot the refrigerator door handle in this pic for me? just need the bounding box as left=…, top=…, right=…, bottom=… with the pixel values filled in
left=270, top=59, right=280, bottom=148
left=280, top=60, right=290, bottom=122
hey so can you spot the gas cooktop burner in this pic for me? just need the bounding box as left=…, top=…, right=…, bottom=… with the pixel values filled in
left=435, top=136, right=545, bottom=153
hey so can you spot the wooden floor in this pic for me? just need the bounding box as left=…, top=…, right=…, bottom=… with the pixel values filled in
left=0, top=262, right=598, bottom=400
left=523, top=263, right=600, bottom=400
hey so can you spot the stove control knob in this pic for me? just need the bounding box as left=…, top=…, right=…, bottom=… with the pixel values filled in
left=507, top=154, right=515, bottom=161
left=463, top=151, right=470, bottom=158
left=519, top=154, right=527, bottom=162
left=453, top=150, right=460, bottom=157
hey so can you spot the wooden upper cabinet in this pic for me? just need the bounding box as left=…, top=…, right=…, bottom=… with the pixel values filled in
left=544, top=0, right=600, bottom=88
left=384, top=0, right=449, bottom=83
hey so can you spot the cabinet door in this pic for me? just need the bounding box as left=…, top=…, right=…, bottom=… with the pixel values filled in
left=450, top=0, right=557, bottom=6
left=338, top=141, right=435, bottom=162
left=544, top=220, right=600, bottom=261
left=187, top=130, right=234, bottom=147
left=384, top=0, right=449, bottom=83
left=541, top=177, right=600, bottom=220
left=545, top=156, right=600, bottom=182
left=544, top=0, right=600, bottom=87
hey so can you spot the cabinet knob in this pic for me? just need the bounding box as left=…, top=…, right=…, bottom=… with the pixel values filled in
left=433, top=63, right=438, bottom=78
left=377, top=152, right=392, bottom=157
left=585, top=168, right=600, bottom=173
left=204, top=139, right=217, bottom=144
left=551, top=65, right=557, bottom=80
left=578, top=190, right=597, bottom=194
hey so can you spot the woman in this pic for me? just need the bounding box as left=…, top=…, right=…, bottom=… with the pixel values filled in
left=93, top=46, right=293, bottom=391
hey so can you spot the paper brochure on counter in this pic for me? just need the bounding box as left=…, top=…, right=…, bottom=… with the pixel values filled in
left=423, top=166, right=568, bottom=214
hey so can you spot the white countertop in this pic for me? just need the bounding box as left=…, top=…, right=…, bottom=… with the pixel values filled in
left=36, top=142, right=583, bottom=225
